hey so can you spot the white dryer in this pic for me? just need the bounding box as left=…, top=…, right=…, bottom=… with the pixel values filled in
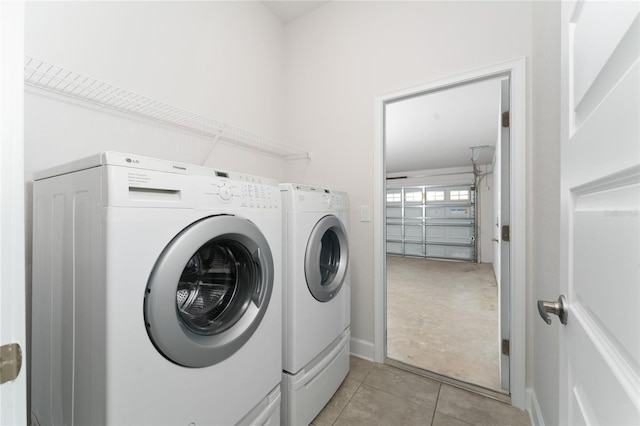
left=280, top=183, right=350, bottom=426
left=31, top=152, right=282, bottom=426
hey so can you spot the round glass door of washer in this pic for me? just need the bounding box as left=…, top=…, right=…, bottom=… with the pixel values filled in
left=304, top=215, right=349, bottom=302
left=144, top=215, right=273, bottom=368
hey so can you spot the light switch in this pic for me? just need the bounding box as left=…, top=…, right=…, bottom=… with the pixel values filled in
left=360, top=205, right=371, bottom=222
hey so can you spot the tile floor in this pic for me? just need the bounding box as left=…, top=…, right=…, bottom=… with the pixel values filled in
left=311, top=357, right=530, bottom=426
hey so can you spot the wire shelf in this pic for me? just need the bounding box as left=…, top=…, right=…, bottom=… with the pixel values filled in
left=23, top=55, right=311, bottom=161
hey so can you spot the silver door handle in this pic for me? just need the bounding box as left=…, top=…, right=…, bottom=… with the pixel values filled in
left=537, top=295, right=568, bottom=325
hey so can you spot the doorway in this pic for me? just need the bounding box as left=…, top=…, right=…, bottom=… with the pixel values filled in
left=372, top=58, right=527, bottom=408
left=383, top=76, right=508, bottom=393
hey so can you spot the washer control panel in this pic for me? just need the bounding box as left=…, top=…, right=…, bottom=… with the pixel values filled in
left=198, top=171, right=280, bottom=210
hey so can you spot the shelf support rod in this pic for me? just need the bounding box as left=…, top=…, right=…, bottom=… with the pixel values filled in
left=283, top=151, right=313, bottom=161
left=200, top=124, right=226, bottom=166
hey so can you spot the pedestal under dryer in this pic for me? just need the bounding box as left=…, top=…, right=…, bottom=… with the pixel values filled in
left=280, top=183, right=351, bottom=426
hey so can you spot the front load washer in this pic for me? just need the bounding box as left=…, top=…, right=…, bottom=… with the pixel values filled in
left=31, top=152, right=282, bottom=426
left=280, top=183, right=350, bottom=426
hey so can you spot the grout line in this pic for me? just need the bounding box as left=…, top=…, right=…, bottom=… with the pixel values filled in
left=429, top=382, right=442, bottom=426
left=433, top=384, right=476, bottom=426
left=328, top=361, right=374, bottom=425
left=330, top=381, right=362, bottom=426
left=361, top=365, right=374, bottom=382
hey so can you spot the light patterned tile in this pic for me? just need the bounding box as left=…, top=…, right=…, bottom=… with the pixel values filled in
left=363, top=364, right=440, bottom=410
left=333, top=384, right=434, bottom=426
left=436, top=384, right=530, bottom=426
left=432, top=411, right=473, bottom=426
left=346, top=356, right=374, bottom=383
left=311, top=378, right=361, bottom=426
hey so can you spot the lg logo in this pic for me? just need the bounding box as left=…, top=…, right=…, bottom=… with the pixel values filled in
left=125, top=158, right=140, bottom=164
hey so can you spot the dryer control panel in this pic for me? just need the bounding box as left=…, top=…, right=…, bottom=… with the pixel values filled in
left=286, top=184, right=350, bottom=213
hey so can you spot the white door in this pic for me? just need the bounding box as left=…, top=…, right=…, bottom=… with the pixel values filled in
left=0, top=1, right=27, bottom=424
left=559, top=1, right=639, bottom=424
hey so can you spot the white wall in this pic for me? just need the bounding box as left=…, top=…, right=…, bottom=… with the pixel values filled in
left=282, top=0, right=533, bottom=359
left=528, top=2, right=561, bottom=425
left=24, top=1, right=287, bottom=179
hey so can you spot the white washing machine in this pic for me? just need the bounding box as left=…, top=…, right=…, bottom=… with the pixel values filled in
left=280, top=183, right=350, bottom=426
left=31, top=152, right=282, bottom=426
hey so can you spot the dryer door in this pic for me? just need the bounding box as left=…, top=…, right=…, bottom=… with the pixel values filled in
left=144, top=215, right=273, bottom=368
left=304, top=215, right=349, bottom=302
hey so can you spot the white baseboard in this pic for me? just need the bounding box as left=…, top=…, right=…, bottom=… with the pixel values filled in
left=526, top=388, right=546, bottom=426
left=350, top=337, right=375, bottom=361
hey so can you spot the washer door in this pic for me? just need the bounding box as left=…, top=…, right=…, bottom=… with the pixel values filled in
left=304, top=215, right=349, bottom=302
left=144, top=215, right=273, bottom=368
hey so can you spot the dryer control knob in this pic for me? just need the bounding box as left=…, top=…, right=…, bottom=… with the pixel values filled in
left=218, top=184, right=232, bottom=201
left=327, top=196, right=337, bottom=209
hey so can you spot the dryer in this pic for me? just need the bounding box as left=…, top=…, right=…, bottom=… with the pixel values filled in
left=31, top=152, right=281, bottom=426
left=280, top=183, right=350, bottom=426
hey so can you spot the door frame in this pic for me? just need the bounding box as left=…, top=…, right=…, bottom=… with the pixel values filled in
left=0, top=0, right=27, bottom=423
left=372, top=57, right=526, bottom=409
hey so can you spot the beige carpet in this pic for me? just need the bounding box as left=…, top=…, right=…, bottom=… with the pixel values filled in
left=386, top=255, right=501, bottom=391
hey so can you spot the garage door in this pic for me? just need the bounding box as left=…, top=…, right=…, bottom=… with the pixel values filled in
left=386, top=185, right=475, bottom=261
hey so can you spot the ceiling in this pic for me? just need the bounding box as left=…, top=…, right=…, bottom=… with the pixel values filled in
left=263, top=1, right=329, bottom=24
left=386, top=78, right=503, bottom=174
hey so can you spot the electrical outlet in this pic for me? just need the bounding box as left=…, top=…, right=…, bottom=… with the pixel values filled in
left=361, top=205, right=371, bottom=222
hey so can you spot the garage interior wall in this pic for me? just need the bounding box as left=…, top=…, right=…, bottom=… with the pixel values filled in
left=23, top=1, right=561, bottom=425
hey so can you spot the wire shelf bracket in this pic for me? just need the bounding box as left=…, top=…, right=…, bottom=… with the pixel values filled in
left=23, top=55, right=312, bottom=163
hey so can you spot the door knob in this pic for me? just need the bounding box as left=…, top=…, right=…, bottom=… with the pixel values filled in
left=537, top=295, right=568, bottom=325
